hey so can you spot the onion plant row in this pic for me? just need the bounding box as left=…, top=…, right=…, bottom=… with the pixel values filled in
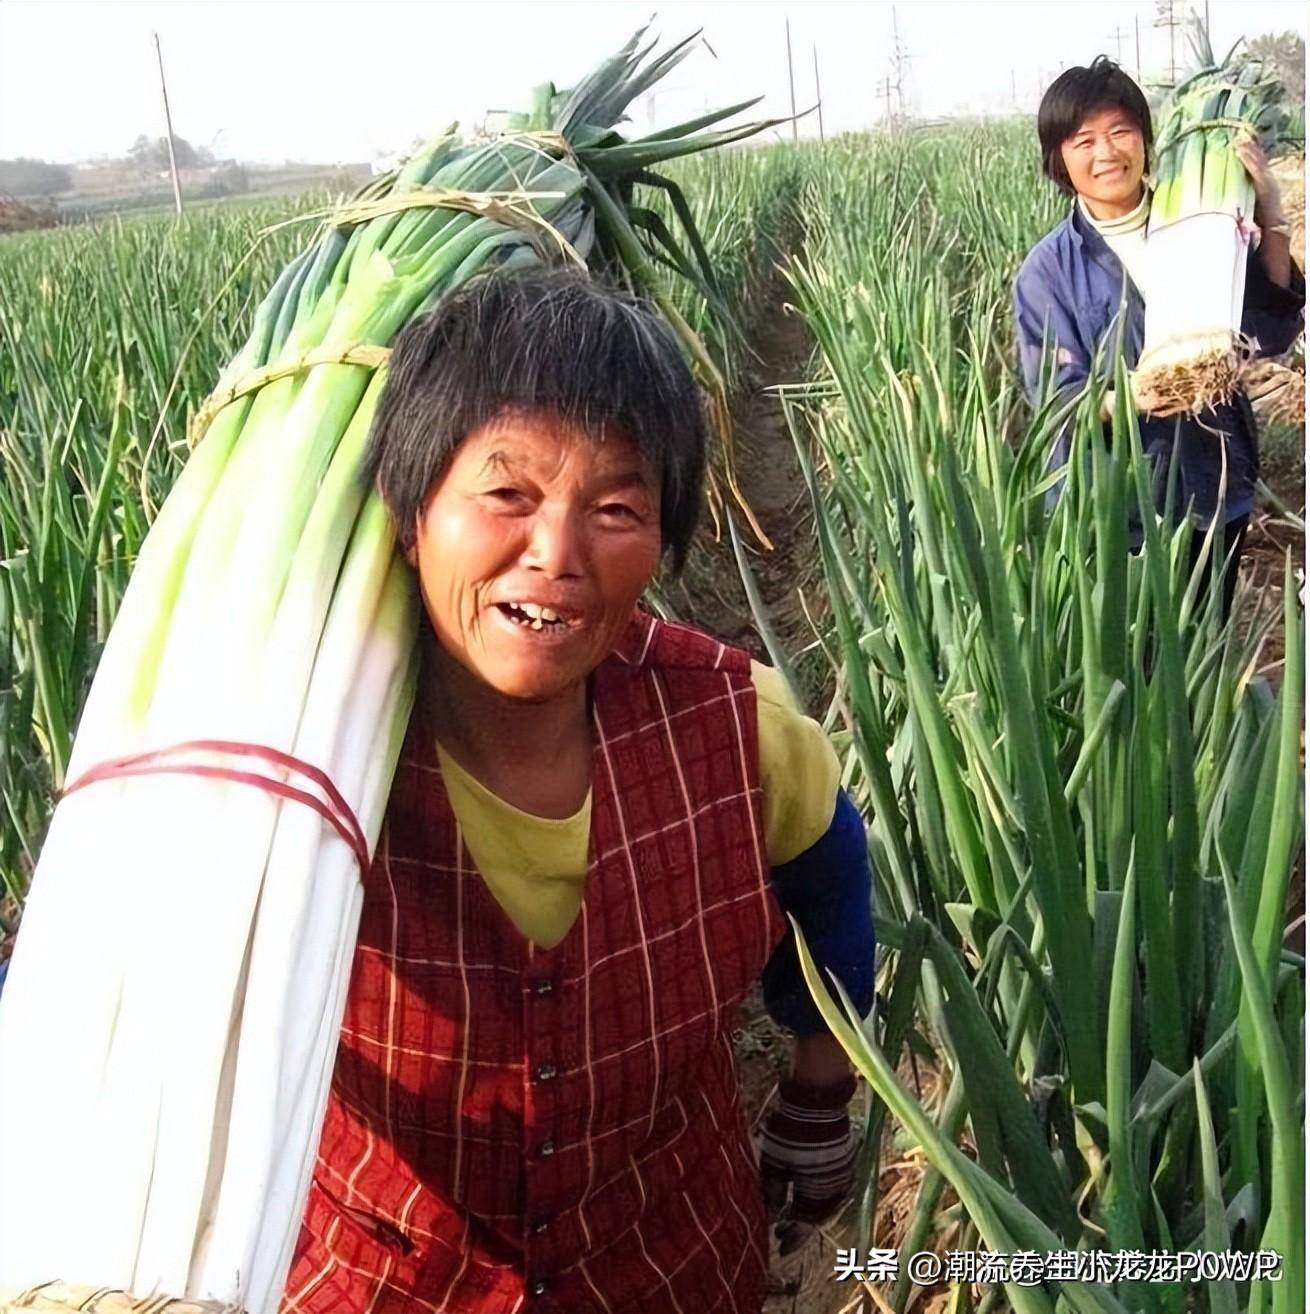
left=779, top=126, right=1303, bottom=1314
left=648, top=143, right=815, bottom=389
left=0, top=195, right=319, bottom=914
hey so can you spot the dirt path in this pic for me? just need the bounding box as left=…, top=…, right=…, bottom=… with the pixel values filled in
left=668, top=239, right=879, bottom=1314
left=679, top=237, right=954, bottom=1314
left=672, top=242, right=825, bottom=713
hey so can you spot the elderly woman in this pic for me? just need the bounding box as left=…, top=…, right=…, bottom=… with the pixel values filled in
left=279, top=270, right=875, bottom=1314
left=1014, top=56, right=1304, bottom=615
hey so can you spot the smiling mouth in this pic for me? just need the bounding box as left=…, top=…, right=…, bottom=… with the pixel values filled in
left=494, top=601, right=580, bottom=633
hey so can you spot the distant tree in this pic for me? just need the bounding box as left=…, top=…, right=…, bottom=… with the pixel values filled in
left=127, top=133, right=207, bottom=173
left=0, top=157, right=73, bottom=197
left=1246, top=31, right=1305, bottom=105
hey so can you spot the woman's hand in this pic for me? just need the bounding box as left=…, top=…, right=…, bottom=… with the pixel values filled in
left=1099, top=375, right=1145, bottom=421
left=1236, top=138, right=1285, bottom=225
left=1236, top=137, right=1293, bottom=288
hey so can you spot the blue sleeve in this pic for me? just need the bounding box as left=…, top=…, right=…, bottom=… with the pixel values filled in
left=1241, top=243, right=1305, bottom=360
left=1013, top=249, right=1090, bottom=404
left=1013, top=249, right=1092, bottom=511
left=761, top=789, right=875, bottom=1035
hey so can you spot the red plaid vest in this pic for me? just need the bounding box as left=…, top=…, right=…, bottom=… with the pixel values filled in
left=280, top=612, right=787, bottom=1314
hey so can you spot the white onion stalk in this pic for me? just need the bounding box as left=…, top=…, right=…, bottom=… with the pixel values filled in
left=0, top=32, right=775, bottom=1314
left=1139, top=212, right=1251, bottom=385
left=1136, top=33, right=1284, bottom=415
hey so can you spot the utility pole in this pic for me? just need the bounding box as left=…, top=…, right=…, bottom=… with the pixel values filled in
left=890, top=4, right=907, bottom=119
left=812, top=43, right=824, bottom=142
left=1010, top=68, right=1017, bottom=109
left=876, top=76, right=894, bottom=125
left=1135, top=14, right=1142, bottom=79
left=646, top=86, right=673, bottom=130
left=1108, top=25, right=1130, bottom=65
left=888, top=4, right=898, bottom=118
left=153, top=32, right=184, bottom=217
left=1154, top=0, right=1181, bottom=85
left=785, top=19, right=798, bottom=141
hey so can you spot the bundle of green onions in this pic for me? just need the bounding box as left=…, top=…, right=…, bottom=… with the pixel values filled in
left=0, top=32, right=771, bottom=1314
left=1137, top=25, right=1285, bottom=414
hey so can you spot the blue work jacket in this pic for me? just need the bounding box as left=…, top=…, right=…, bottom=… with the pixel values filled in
left=1013, top=203, right=1304, bottom=533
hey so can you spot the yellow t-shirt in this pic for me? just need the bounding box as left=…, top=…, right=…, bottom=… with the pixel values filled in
left=437, top=661, right=840, bottom=949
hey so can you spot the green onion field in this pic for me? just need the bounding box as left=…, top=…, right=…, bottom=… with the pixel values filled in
left=0, top=114, right=1304, bottom=1314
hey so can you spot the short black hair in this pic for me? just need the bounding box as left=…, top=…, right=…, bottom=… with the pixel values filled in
left=1037, top=56, right=1153, bottom=194
left=363, top=268, right=707, bottom=572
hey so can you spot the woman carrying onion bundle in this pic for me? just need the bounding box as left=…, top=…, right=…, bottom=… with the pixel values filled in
left=1013, top=56, right=1303, bottom=616
left=278, top=269, right=874, bottom=1314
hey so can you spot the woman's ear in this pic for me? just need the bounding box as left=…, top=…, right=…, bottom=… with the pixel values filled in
left=375, top=471, right=420, bottom=568
left=404, top=487, right=439, bottom=568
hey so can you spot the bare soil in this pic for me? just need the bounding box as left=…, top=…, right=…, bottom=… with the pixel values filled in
left=672, top=253, right=825, bottom=712
left=674, top=242, right=865, bottom=1313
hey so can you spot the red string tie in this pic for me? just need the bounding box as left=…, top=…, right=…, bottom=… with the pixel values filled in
left=62, top=739, right=370, bottom=874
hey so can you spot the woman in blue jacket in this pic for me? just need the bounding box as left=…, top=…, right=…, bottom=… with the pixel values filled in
left=1013, top=57, right=1303, bottom=615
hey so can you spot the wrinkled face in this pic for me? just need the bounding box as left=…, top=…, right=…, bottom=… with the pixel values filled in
left=1060, top=106, right=1146, bottom=217
left=406, top=410, right=663, bottom=702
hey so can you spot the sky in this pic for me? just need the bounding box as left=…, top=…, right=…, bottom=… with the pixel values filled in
left=0, top=0, right=1305, bottom=166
